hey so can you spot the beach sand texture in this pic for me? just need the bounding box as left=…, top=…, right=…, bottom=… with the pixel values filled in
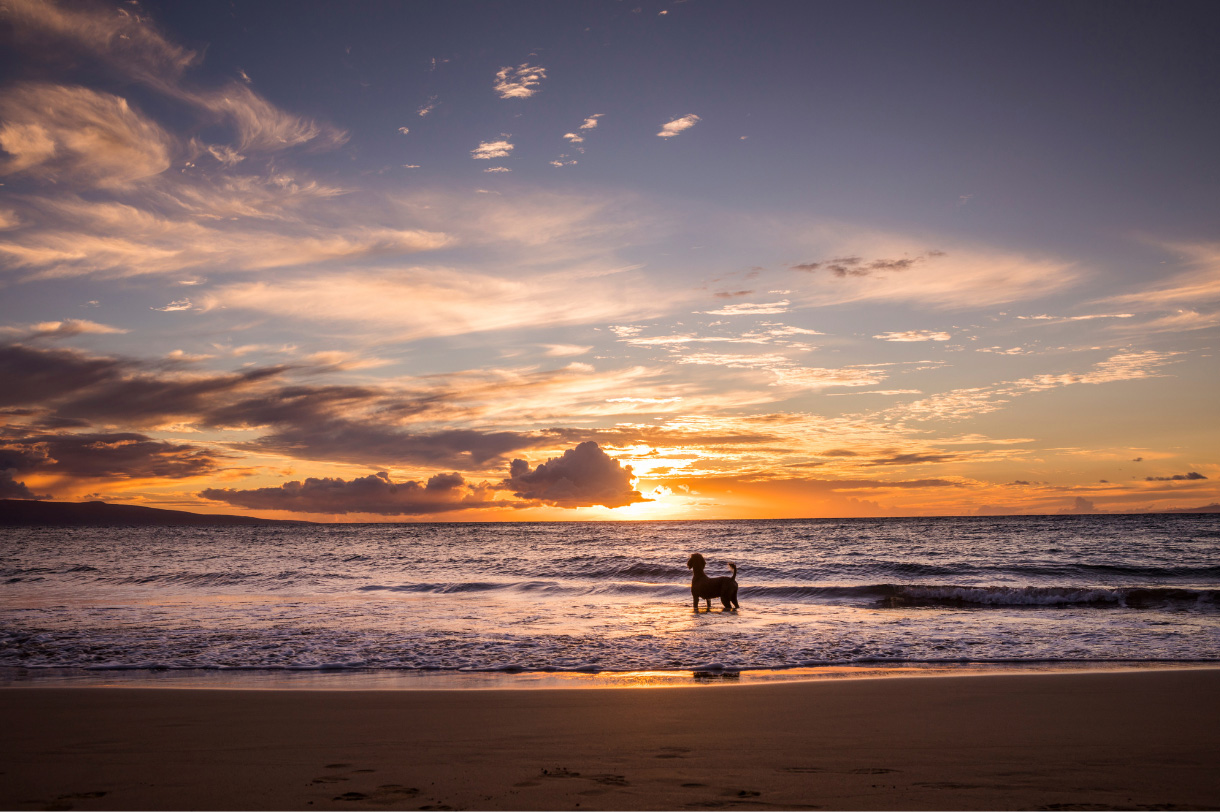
left=2, top=670, right=1218, bottom=811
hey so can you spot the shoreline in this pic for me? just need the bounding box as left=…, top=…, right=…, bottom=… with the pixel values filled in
left=3, top=669, right=1218, bottom=810
left=2, top=659, right=1217, bottom=691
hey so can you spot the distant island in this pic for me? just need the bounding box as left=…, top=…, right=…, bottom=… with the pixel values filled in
left=2, top=499, right=1219, bottom=526
left=1157, top=503, right=1220, bottom=514
left=0, top=500, right=309, bottom=527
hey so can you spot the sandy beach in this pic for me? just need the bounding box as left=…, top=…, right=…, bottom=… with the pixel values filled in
left=2, top=669, right=1218, bottom=811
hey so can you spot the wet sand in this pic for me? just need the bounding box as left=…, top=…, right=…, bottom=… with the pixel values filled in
left=2, top=669, right=1218, bottom=810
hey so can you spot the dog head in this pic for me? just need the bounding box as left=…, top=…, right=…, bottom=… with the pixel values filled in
left=686, top=553, right=706, bottom=570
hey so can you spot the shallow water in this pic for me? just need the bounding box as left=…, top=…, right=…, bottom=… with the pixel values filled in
left=2, top=515, right=1218, bottom=675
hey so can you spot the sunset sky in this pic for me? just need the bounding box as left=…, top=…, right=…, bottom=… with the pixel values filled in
left=1, top=0, right=1217, bottom=520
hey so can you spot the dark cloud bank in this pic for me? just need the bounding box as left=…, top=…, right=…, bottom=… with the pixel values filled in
left=201, top=441, right=647, bottom=515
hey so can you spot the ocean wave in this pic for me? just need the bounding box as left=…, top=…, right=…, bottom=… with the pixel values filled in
left=870, top=584, right=1220, bottom=608
left=351, top=580, right=1219, bottom=608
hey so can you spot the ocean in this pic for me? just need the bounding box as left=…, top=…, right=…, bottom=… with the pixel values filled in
left=2, top=515, right=1218, bottom=682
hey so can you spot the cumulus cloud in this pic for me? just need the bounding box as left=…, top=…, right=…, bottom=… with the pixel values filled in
left=1061, top=496, right=1100, bottom=514
left=201, top=471, right=508, bottom=515
left=580, top=115, right=603, bottom=129
left=874, top=331, right=951, bottom=342
left=493, top=63, right=546, bottom=99
left=505, top=441, right=648, bottom=508
left=0, top=470, right=45, bottom=500
left=1145, top=472, right=1207, bottom=481
left=657, top=114, right=700, bottom=138
left=472, top=139, right=514, bottom=160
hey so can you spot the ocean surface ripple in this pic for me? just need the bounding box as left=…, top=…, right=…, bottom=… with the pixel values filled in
left=2, top=515, right=1218, bottom=673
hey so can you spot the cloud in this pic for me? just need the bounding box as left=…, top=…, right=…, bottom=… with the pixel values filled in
left=0, top=83, right=174, bottom=187
left=889, top=350, right=1179, bottom=422
left=472, top=139, right=514, bottom=159
left=0, top=431, right=231, bottom=480
left=203, top=264, right=675, bottom=342
left=563, top=133, right=584, bottom=145
left=398, top=127, right=410, bottom=135
left=417, top=97, right=437, bottom=116
left=1145, top=472, right=1207, bottom=481
left=493, top=63, right=547, bottom=99
left=702, top=301, right=790, bottom=316
left=549, top=158, right=578, bottom=167
left=1, top=0, right=198, bottom=87
left=201, top=471, right=508, bottom=515
left=793, top=252, right=943, bottom=277
left=541, top=344, right=593, bottom=357
left=874, top=331, right=951, bottom=342
left=0, top=470, right=45, bottom=500
left=786, top=235, right=1078, bottom=309
left=192, top=83, right=348, bottom=153
left=505, top=441, right=648, bottom=508
left=672, top=350, right=886, bottom=391
left=1060, top=496, right=1100, bottom=514
left=3, top=319, right=128, bottom=340
left=769, top=366, right=886, bottom=390
left=1, top=193, right=451, bottom=281
left=483, top=166, right=511, bottom=173
left=2, top=1, right=344, bottom=157
left=579, top=115, right=603, bottom=129
left=657, top=114, right=701, bottom=138
left=1103, top=241, right=1220, bottom=307
left=0, top=344, right=127, bottom=408
left=152, top=299, right=195, bottom=312
left=866, top=452, right=959, bottom=466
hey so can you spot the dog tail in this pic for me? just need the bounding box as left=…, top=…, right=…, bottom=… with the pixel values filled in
left=727, top=562, right=738, bottom=580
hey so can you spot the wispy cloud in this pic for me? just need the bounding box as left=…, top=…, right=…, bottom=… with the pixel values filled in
left=2, top=319, right=128, bottom=339
left=657, top=114, right=700, bottom=138
left=874, top=331, right=951, bottom=342
left=702, top=301, right=790, bottom=316
left=493, top=63, right=547, bottom=99
left=579, top=115, right=603, bottom=130
left=0, top=83, right=174, bottom=188
left=1103, top=240, right=1220, bottom=307
left=888, top=350, right=1180, bottom=422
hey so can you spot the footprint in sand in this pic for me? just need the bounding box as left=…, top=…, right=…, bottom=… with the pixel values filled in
left=588, top=774, right=629, bottom=786
left=541, top=767, right=581, bottom=778
left=332, top=785, right=420, bottom=804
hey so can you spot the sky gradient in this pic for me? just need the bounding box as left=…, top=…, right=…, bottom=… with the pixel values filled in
left=2, top=0, right=1218, bottom=520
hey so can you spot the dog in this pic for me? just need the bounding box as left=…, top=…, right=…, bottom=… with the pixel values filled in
left=686, top=553, right=739, bottom=612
